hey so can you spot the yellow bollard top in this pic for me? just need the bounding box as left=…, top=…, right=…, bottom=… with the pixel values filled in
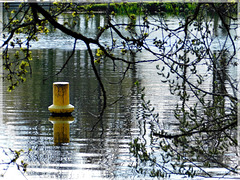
left=48, top=82, right=74, bottom=114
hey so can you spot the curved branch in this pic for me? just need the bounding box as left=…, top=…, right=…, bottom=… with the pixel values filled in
left=29, top=3, right=97, bottom=44
left=211, top=3, right=236, bottom=64
left=1, top=21, right=35, bottom=48
left=86, top=43, right=107, bottom=116
left=153, top=119, right=237, bottom=142
left=43, top=39, right=77, bottom=82
left=3, top=3, right=28, bottom=31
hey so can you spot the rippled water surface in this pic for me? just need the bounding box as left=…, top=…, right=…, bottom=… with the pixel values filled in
left=0, top=47, right=146, bottom=180
left=0, top=10, right=239, bottom=180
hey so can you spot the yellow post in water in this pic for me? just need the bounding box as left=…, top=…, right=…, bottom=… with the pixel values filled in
left=48, top=82, right=74, bottom=114
left=49, top=116, right=74, bottom=146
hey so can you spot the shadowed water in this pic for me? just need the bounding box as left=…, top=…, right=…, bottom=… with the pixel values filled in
left=0, top=11, right=238, bottom=179
left=0, top=47, right=144, bottom=179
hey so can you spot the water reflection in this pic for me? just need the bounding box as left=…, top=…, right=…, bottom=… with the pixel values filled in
left=1, top=47, right=140, bottom=179
left=49, top=116, right=74, bottom=146
left=0, top=11, right=238, bottom=179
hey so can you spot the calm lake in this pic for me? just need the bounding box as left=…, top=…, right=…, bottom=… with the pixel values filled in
left=0, top=10, right=239, bottom=180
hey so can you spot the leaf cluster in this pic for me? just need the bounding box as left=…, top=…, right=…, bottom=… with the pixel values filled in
left=0, top=147, right=32, bottom=177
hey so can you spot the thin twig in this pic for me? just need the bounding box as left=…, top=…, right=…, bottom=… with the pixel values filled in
left=43, top=39, right=77, bottom=82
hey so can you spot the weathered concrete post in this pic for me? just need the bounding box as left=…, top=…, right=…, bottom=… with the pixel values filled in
left=48, top=82, right=74, bottom=114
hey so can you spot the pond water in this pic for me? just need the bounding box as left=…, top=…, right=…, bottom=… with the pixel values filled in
left=0, top=10, right=239, bottom=180
left=0, top=46, right=144, bottom=179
